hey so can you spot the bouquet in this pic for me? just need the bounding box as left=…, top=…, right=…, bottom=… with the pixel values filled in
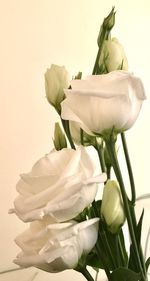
left=9, top=8, right=150, bottom=281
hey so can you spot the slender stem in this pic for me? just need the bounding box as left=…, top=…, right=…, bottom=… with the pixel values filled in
left=118, top=235, right=127, bottom=267
left=76, top=267, right=94, bottom=281
left=80, top=128, right=84, bottom=145
left=121, top=133, right=147, bottom=276
left=95, top=270, right=99, bottom=281
left=94, top=140, right=106, bottom=173
left=121, top=132, right=136, bottom=204
left=91, top=202, right=111, bottom=279
left=105, top=139, right=146, bottom=281
left=61, top=118, right=75, bottom=149
left=100, top=229, right=117, bottom=268
left=95, top=242, right=111, bottom=280
left=0, top=267, right=23, bottom=274
left=92, top=48, right=101, bottom=74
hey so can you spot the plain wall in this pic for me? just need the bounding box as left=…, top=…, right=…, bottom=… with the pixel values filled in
left=0, top=0, right=150, bottom=280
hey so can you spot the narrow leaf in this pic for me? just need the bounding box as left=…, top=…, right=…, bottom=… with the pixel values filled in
left=110, top=267, right=141, bottom=281
left=146, top=257, right=150, bottom=272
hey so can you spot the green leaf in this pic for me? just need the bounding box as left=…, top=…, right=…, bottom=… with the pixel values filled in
left=136, top=209, right=144, bottom=247
left=89, top=200, right=101, bottom=218
left=128, top=209, right=144, bottom=272
left=86, top=251, right=105, bottom=269
left=110, top=267, right=141, bottom=281
left=146, top=257, right=150, bottom=272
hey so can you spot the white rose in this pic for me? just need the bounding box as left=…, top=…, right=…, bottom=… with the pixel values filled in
left=45, top=64, right=69, bottom=111
left=99, top=38, right=128, bottom=72
left=14, top=218, right=99, bottom=272
left=61, top=71, right=146, bottom=136
left=10, top=146, right=106, bottom=222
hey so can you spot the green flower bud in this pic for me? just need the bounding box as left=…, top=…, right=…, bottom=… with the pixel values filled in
left=97, top=7, right=116, bottom=47
left=101, top=180, right=125, bottom=233
left=99, top=38, right=128, bottom=73
left=45, top=64, right=70, bottom=113
left=103, top=7, right=116, bottom=31
left=53, top=122, right=67, bottom=150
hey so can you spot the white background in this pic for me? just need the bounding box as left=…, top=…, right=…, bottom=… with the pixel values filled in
left=0, top=0, right=150, bottom=280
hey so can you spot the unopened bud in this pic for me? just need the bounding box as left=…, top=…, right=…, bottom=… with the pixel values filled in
left=103, top=7, right=115, bottom=31
left=101, top=180, right=125, bottom=233
left=99, top=38, right=128, bottom=72
left=45, top=64, right=70, bottom=113
left=97, top=7, right=116, bottom=47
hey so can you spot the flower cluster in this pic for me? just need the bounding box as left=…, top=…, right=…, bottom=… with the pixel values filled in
left=10, top=8, right=149, bottom=281
left=11, top=146, right=106, bottom=271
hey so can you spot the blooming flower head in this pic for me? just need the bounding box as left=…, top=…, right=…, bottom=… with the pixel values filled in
left=61, top=71, right=146, bottom=137
left=14, top=218, right=99, bottom=272
left=10, top=146, right=106, bottom=223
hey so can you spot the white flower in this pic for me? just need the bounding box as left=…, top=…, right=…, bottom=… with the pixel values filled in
left=45, top=64, right=69, bottom=111
left=10, top=146, right=106, bottom=222
left=14, top=218, right=99, bottom=272
left=61, top=71, right=146, bottom=136
left=101, top=180, right=125, bottom=233
left=99, top=38, right=128, bottom=72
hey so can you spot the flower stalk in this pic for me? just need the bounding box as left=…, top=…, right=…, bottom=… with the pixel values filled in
left=61, top=118, right=76, bottom=149
left=105, top=137, right=147, bottom=281
left=121, top=132, right=136, bottom=204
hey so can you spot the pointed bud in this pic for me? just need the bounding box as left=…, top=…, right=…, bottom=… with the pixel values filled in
left=53, top=123, right=67, bottom=150
left=97, top=7, right=116, bottom=47
left=103, top=6, right=115, bottom=31
left=101, top=180, right=125, bottom=233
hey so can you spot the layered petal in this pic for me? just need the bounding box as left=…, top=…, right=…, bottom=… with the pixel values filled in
left=11, top=146, right=106, bottom=222
left=61, top=71, right=146, bottom=136
left=14, top=218, right=99, bottom=272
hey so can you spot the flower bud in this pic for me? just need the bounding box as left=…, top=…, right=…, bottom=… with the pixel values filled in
left=53, top=122, right=67, bottom=150
left=99, top=38, right=128, bottom=72
left=101, top=180, right=125, bottom=233
left=45, top=64, right=70, bottom=112
left=97, top=7, right=115, bottom=47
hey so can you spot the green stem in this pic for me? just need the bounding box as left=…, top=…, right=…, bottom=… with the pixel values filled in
left=121, top=132, right=136, bottom=204
left=91, top=202, right=111, bottom=279
left=61, top=118, right=76, bottom=149
left=76, top=267, right=94, bottom=281
left=95, top=242, right=111, bottom=280
left=118, top=235, right=127, bottom=267
left=80, top=128, right=84, bottom=145
left=100, top=228, right=117, bottom=269
left=105, top=139, right=146, bottom=281
left=94, top=139, right=106, bottom=173
left=121, top=133, right=147, bottom=276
